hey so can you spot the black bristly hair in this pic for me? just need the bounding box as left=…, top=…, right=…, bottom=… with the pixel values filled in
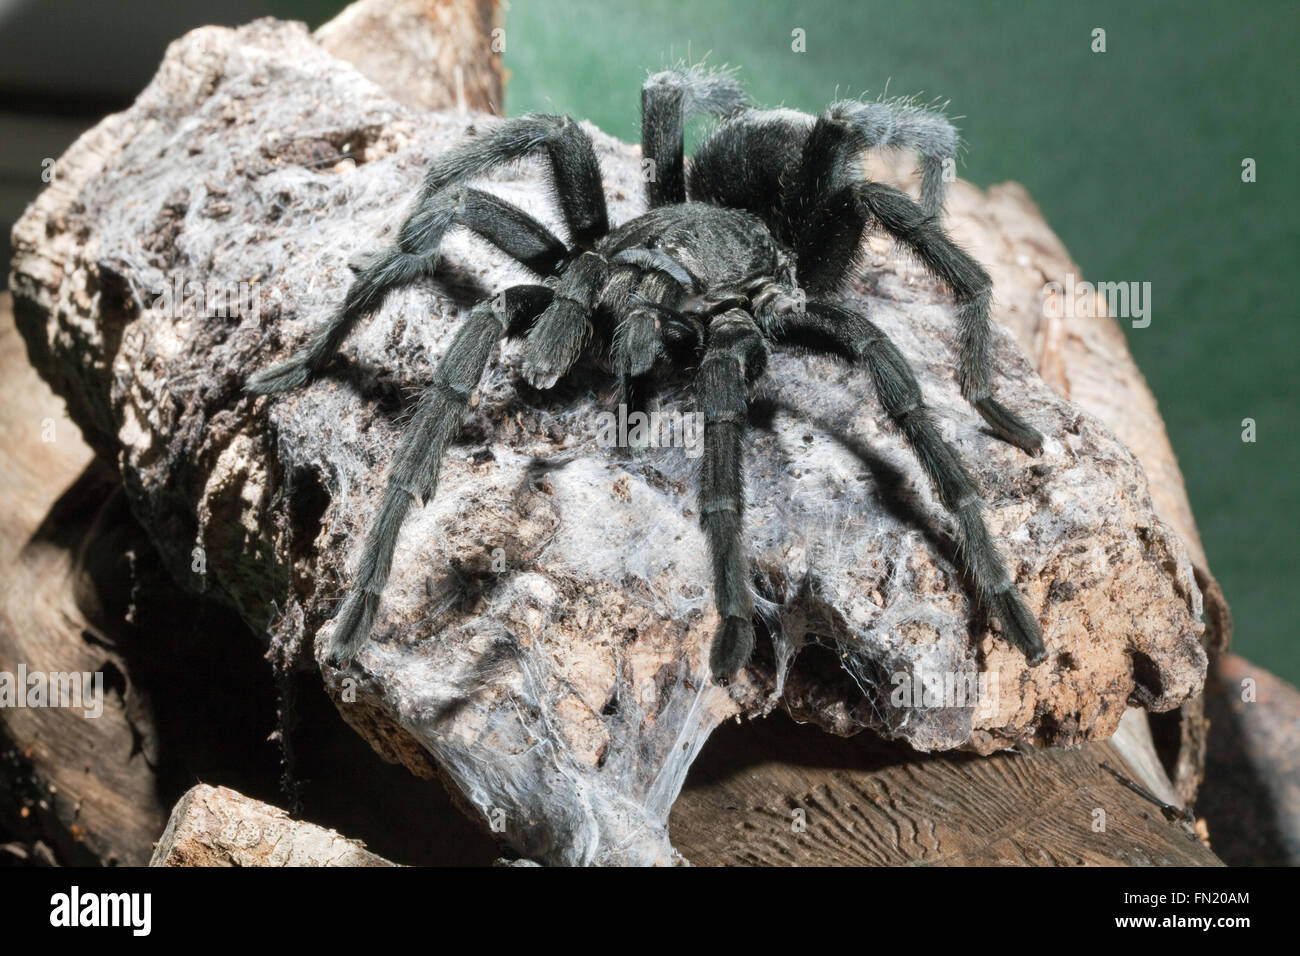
left=245, top=65, right=1046, bottom=682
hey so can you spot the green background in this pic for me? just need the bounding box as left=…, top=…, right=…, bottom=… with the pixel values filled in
left=155, top=0, right=1300, bottom=684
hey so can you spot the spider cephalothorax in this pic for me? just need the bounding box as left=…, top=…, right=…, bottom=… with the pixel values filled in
left=246, top=66, right=1047, bottom=682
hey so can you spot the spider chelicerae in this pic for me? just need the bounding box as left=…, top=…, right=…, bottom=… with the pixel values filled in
left=246, top=66, right=1047, bottom=683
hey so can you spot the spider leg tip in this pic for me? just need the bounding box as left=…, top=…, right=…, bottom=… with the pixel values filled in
left=971, top=397, right=1043, bottom=456
left=522, top=365, right=562, bottom=390
left=709, top=616, right=756, bottom=685
left=1002, top=422, right=1044, bottom=456
left=325, top=641, right=357, bottom=669
left=245, top=359, right=313, bottom=395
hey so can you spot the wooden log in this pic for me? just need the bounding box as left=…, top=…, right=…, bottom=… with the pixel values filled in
left=0, top=294, right=165, bottom=866
left=1198, top=653, right=1300, bottom=865
left=315, top=0, right=503, bottom=115
left=151, top=784, right=397, bottom=866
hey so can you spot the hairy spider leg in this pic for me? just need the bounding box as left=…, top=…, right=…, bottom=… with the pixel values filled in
left=608, top=260, right=689, bottom=379
left=414, top=113, right=609, bottom=248
left=686, top=96, right=956, bottom=226
left=641, top=66, right=747, bottom=208
left=697, top=307, right=768, bottom=682
left=659, top=312, right=706, bottom=365
left=326, top=284, right=554, bottom=665
left=826, top=98, right=959, bottom=220
left=247, top=113, right=608, bottom=395
left=607, top=260, right=691, bottom=430
left=522, top=247, right=691, bottom=398
left=785, top=115, right=1043, bottom=455
left=770, top=301, right=1046, bottom=663
left=246, top=189, right=566, bottom=394
left=521, top=249, right=608, bottom=388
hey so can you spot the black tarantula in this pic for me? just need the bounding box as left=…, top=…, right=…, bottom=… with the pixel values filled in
left=246, top=67, right=1047, bottom=682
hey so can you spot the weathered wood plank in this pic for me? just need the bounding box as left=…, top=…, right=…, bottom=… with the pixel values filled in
left=672, top=713, right=1221, bottom=866
left=0, top=292, right=165, bottom=866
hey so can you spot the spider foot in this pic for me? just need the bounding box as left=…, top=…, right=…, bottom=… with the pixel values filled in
left=325, top=589, right=379, bottom=668
left=709, top=616, right=755, bottom=684
left=973, top=397, right=1043, bottom=456
left=245, top=352, right=313, bottom=395
left=990, top=585, right=1046, bottom=665
left=520, top=316, right=587, bottom=390
left=521, top=360, right=564, bottom=391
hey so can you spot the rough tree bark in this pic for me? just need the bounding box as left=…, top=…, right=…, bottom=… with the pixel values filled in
left=2, top=8, right=1259, bottom=866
